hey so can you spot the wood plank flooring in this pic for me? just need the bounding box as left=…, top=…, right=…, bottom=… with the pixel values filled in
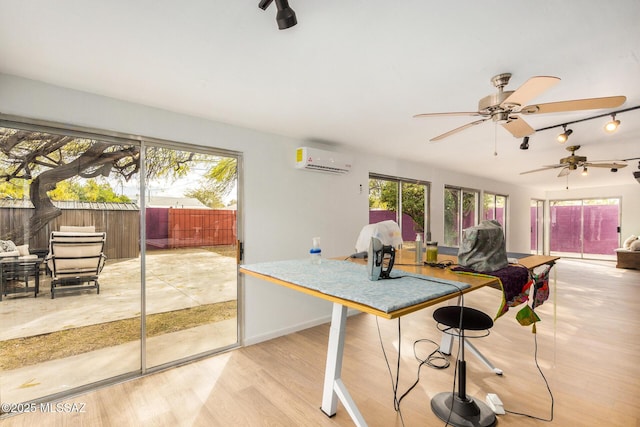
left=1, top=258, right=639, bottom=426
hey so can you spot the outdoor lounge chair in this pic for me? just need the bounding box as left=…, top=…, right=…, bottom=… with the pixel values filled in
left=46, top=231, right=107, bottom=299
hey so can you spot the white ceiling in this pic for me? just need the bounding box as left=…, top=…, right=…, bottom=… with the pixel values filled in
left=1, top=1, right=639, bottom=191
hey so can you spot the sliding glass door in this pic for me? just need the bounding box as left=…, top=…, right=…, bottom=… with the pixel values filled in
left=0, top=118, right=241, bottom=409
left=550, top=198, right=620, bottom=260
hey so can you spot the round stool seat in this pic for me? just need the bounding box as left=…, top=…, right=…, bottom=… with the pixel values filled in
left=433, top=306, right=493, bottom=331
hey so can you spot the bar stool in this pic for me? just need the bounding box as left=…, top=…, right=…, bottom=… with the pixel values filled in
left=431, top=305, right=496, bottom=427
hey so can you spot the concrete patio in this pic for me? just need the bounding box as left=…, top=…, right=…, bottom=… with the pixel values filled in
left=0, top=247, right=239, bottom=404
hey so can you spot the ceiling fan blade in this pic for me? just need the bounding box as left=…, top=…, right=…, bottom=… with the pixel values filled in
left=585, top=162, right=628, bottom=169
left=520, top=164, right=563, bottom=175
left=414, top=112, right=484, bottom=118
left=502, top=116, right=535, bottom=137
left=558, top=167, right=571, bottom=177
left=430, top=118, right=489, bottom=141
left=521, top=96, right=626, bottom=115
left=520, top=167, right=552, bottom=175
left=501, top=76, right=560, bottom=108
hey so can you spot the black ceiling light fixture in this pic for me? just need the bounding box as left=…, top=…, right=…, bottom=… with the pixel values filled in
left=557, top=125, right=573, bottom=143
left=519, top=136, right=530, bottom=150
left=259, top=0, right=297, bottom=30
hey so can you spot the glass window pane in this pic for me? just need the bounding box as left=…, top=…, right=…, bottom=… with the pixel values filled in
left=401, top=182, right=425, bottom=242
left=483, top=193, right=496, bottom=221
left=0, top=126, right=142, bottom=403
left=369, top=178, right=398, bottom=224
left=550, top=200, right=582, bottom=256
left=462, top=190, right=478, bottom=229
left=495, top=195, right=506, bottom=226
left=444, top=187, right=460, bottom=246
left=143, top=147, right=238, bottom=368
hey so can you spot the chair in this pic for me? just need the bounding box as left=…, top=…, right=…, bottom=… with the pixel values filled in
left=46, top=231, right=107, bottom=299
left=431, top=305, right=497, bottom=427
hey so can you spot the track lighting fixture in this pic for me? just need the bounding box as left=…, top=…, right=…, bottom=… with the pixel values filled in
left=604, top=114, right=620, bottom=133
left=519, top=136, right=530, bottom=150
left=557, top=125, right=573, bottom=143
left=258, top=0, right=297, bottom=30
left=532, top=105, right=639, bottom=146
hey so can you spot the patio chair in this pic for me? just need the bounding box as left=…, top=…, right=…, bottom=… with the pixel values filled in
left=46, top=231, right=107, bottom=299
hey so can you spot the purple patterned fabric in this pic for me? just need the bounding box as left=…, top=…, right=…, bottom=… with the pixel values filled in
left=453, top=264, right=532, bottom=318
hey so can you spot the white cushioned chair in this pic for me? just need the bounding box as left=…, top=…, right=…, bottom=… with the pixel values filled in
left=46, top=231, right=106, bottom=298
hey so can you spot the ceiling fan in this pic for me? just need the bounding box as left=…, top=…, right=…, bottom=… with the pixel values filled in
left=414, top=73, right=626, bottom=141
left=520, top=145, right=628, bottom=177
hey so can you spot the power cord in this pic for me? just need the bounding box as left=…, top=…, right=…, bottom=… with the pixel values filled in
left=503, top=327, right=554, bottom=422
left=375, top=278, right=466, bottom=426
left=375, top=317, right=452, bottom=427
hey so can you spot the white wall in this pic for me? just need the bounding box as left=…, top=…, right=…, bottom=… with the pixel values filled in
left=0, top=73, right=585, bottom=346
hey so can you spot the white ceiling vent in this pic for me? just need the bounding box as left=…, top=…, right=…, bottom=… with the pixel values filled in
left=295, top=147, right=353, bottom=174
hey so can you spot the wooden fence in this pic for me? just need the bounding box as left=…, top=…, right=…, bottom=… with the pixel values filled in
left=2, top=203, right=236, bottom=259
left=0, top=203, right=140, bottom=260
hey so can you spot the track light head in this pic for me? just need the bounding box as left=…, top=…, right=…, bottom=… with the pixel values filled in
left=258, top=0, right=273, bottom=10
left=557, top=126, right=573, bottom=143
left=520, top=136, right=530, bottom=150
left=604, top=114, right=620, bottom=133
left=259, top=0, right=297, bottom=29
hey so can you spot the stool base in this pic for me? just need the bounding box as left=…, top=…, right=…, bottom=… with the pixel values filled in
left=431, top=392, right=496, bottom=427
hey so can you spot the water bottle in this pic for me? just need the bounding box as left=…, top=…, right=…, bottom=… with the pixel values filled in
left=310, top=237, right=322, bottom=264
left=415, top=233, right=423, bottom=263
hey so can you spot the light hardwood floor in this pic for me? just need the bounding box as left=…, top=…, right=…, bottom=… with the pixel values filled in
left=1, top=258, right=639, bottom=426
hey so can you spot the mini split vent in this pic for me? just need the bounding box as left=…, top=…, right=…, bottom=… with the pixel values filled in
left=295, top=147, right=353, bottom=174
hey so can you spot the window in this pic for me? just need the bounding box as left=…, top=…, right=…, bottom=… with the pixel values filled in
left=484, top=192, right=507, bottom=226
left=444, top=186, right=480, bottom=247
left=483, top=192, right=507, bottom=246
left=369, top=174, right=430, bottom=245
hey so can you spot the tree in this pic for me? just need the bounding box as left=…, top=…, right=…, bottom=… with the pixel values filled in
left=0, top=127, right=195, bottom=244
left=184, top=187, right=225, bottom=208
left=204, top=157, right=237, bottom=199
left=185, top=157, right=238, bottom=208
left=369, top=179, right=424, bottom=233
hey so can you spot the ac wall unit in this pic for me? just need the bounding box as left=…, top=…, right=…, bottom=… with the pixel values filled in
left=295, top=147, right=353, bottom=174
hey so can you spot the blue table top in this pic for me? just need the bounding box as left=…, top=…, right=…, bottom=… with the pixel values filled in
left=241, top=259, right=470, bottom=314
